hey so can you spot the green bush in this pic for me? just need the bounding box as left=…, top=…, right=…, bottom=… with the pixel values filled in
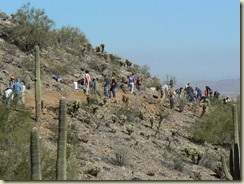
left=8, top=3, right=55, bottom=52
left=0, top=105, right=34, bottom=180
left=144, top=76, right=161, bottom=89
left=188, top=101, right=240, bottom=145
left=56, top=26, right=90, bottom=50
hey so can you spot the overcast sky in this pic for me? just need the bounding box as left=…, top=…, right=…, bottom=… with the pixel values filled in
left=1, top=0, right=240, bottom=84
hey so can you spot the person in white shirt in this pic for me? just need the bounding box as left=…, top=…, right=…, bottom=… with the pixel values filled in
left=21, top=81, right=26, bottom=105
left=4, top=88, right=12, bottom=105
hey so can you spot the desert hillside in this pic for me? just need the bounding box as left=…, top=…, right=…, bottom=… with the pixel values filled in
left=0, top=10, right=240, bottom=181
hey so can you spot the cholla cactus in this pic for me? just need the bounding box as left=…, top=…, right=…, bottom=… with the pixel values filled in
left=112, top=114, right=117, bottom=123
left=86, top=165, right=101, bottom=177
left=184, top=144, right=203, bottom=165
left=125, top=124, right=134, bottom=135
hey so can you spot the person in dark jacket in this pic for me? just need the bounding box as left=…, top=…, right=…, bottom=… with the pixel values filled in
left=110, top=75, right=117, bottom=98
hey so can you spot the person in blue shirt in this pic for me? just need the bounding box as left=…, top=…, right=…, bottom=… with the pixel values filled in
left=13, top=78, right=23, bottom=105
left=195, top=87, right=202, bottom=101
left=91, top=78, right=97, bottom=94
left=103, top=75, right=109, bottom=98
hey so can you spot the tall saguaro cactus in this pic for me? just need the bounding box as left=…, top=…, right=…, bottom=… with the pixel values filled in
left=221, top=104, right=240, bottom=180
left=30, top=127, right=42, bottom=180
left=56, top=97, right=67, bottom=180
left=35, top=45, right=41, bottom=123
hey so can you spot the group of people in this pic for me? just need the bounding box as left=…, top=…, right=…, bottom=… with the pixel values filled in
left=163, top=82, right=232, bottom=111
left=76, top=72, right=143, bottom=99
left=101, top=73, right=143, bottom=99
left=3, top=76, right=26, bottom=106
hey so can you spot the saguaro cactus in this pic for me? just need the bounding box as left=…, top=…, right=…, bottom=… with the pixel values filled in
left=35, top=45, right=41, bottom=123
left=56, top=97, right=67, bottom=180
left=30, top=127, right=42, bottom=180
left=221, top=104, right=240, bottom=180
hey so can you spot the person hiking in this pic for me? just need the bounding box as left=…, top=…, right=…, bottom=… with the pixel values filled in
left=9, top=76, right=15, bottom=89
left=3, top=87, right=12, bottom=106
left=185, top=84, right=194, bottom=101
left=223, top=96, right=231, bottom=104
left=91, top=78, right=97, bottom=94
left=213, top=91, right=220, bottom=99
left=200, top=96, right=211, bottom=116
left=168, top=89, right=175, bottom=109
left=128, top=73, right=136, bottom=93
left=103, top=75, right=109, bottom=98
left=205, top=86, right=213, bottom=97
left=13, top=78, right=23, bottom=106
left=175, top=87, right=183, bottom=97
left=52, top=75, right=63, bottom=82
left=110, top=75, right=117, bottom=98
left=193, top=88, right=198, bottom=105
left=20, top=81, right=26, bottom=105
left=195, top=87, right=202, bottom=100
left=84, top=70, right=91, bottom=95
left=136, top=77, right=143, bottom=93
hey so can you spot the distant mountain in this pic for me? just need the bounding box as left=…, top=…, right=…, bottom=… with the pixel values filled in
left=177, top=78, right=240, bottom=99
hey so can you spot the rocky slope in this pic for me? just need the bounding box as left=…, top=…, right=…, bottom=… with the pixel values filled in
left=0, top=11, right=230, bottom=180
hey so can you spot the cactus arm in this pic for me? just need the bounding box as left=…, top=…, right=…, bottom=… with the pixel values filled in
left=221, top=155, right=233, bottom=180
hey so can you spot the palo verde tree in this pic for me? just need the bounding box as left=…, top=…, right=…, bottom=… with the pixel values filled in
left=8, top=3, right=55, bottom=52
left=56, top=26, right=90, bottom=50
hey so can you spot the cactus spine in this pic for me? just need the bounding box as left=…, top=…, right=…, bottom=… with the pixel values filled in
left=30, top=127, right=42, bottom=180
left=35, top=45, right=41, bottom=123
left=56, top=97, right=67, bottom=180
left=221, top=104, right=240, bottom=180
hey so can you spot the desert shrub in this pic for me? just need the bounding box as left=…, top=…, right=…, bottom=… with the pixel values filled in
left=84, top=165, right=101, bottom=177
left=8, top=3, right=55, bottom=52
left=178, top=96, right=187, bottom=112
left=20, top=56, right=34, bottom=73
left=56, top=26, right=90, bottom=51
left=164, top=74, right=177, bottom=88
left=138, top=65, right=151, bottom=78
left=144, top=76, right=161, bottom=89
left=49, top=62, right=70, bottom=76
left=112, top=145, right=129, bottom=166
left=188, top=101, right=240, bottom=145
left=172, top=155, right=185, bottom=171
left=0, top=105, right=34, bottom=180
